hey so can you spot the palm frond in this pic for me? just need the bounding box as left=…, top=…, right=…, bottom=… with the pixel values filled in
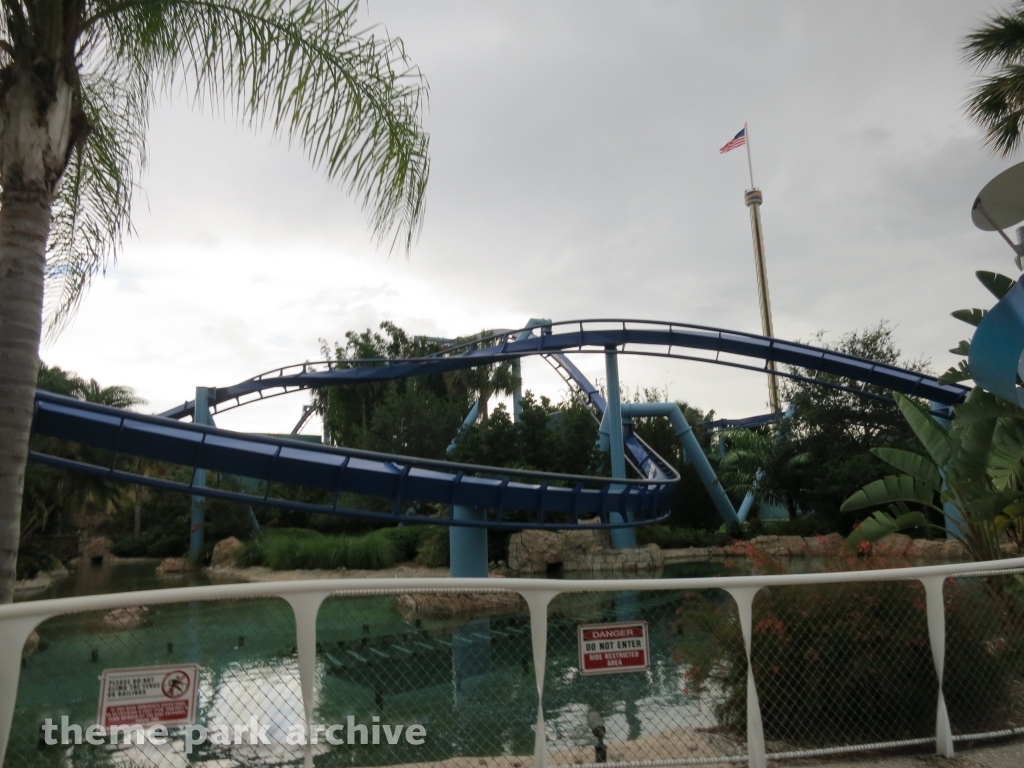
left=964, top=62, right=1024, bottom=155
left=963, top=8, right=1024, bottom=68
left=85, top=0, right=429, bottom=254
left=45, top=70, right=149, bottom=335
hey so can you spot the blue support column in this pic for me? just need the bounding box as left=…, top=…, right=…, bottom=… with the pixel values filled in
left=513, top=358, right=523, bottom=424
left=605, top=347, right=636, bottom=550
left=189, top=387, right=214, bottom=561
left=450, top=506, right=489, bottom=577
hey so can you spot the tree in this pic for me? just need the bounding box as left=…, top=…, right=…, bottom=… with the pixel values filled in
left=22, top=364, right=143, bottom=540
left=768, top=322, right=931, bottom=529
left=0, top=0, right=430, bottom=602
left=963, top=2, right=1024, bottom=155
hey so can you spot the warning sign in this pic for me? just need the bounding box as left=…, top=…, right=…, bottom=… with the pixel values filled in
left=97, top=664, right=199, bottom=728
left=578, top=621, right=649, bottom=676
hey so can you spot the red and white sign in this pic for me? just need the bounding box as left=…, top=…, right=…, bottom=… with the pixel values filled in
left=577, top=621, right=650, bottom=676
left=97, top=664, right=199, bottom=728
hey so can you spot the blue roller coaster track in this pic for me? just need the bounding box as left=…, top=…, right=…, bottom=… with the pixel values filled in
left=29, top=319, right=968, bottom=532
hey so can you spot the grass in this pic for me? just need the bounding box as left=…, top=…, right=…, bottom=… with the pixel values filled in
left=237, top=527, right=407, bottom=570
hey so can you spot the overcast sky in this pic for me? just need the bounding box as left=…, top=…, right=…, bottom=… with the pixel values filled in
left=43, top=0, right=1020, bottom=435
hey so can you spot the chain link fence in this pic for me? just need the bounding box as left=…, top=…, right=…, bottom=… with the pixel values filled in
left=943, top=572, right=1024, bottom=739
left=543, top=589, right=743, bottom=766
left=4, top=566, right=1024, bottom=768
left=10, top=596, right=299, bottom=768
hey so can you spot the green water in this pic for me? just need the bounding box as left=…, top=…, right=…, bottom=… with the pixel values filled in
left=9, top=561, right=739, bottom=767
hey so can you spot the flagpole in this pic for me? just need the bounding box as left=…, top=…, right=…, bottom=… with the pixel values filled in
left=744, top=121, right=755, bottom=190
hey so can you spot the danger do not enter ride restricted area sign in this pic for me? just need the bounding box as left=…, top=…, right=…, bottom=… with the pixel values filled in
left=577, top=621, right=650, bottom=676
left=97, top=664, right=199, bottom=728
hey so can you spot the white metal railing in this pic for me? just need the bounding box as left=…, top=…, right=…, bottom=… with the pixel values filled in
left=3, top=556, right=1024, bottom=768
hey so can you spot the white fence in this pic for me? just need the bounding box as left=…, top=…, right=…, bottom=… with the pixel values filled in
left=3, top=557, right=1024, bottom=768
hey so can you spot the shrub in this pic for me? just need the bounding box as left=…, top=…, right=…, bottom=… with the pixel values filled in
left=236, top=528, right=401, bottom=571
left=685, top=569, right=1022, bottom=744
left=415, top=525, right=450, bottom=567
left=637, top=525, right=731, bottom=549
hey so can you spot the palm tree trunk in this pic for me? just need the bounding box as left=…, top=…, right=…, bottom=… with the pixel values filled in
left=0, top=188, right=51, bottom=603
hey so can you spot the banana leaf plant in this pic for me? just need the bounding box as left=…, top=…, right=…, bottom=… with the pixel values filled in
left=843, top=388, right=1024, bottom=561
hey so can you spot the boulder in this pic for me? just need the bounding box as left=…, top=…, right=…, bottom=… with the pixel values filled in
left=507, top=530, right=564, bottom=573
left=779, top=536, right=809, bottom=556
left=22, top=631, right=40, bottom=659
left=872, top=533, right=913, bottom=557
left=396, top=592, right=526, bottom=620
left=906, top=539, right=945, bottom=558
left=82, top=536, right=112, bottom=563
left=155, top=557, right=196, bottom=575
left=942, top=540, right=965, bottom=559
left=804, top=533, right=844, bottom=556
left=211, top=537, right=243, bottom=568
left=103, top=606, right=148, bottom=630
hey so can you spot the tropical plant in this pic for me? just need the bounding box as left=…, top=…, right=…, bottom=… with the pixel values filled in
left=937, top=271, right=1015, bottom=386
left=441, top=331, right=520, bottom=421
left=0, top=0, right=430, bottom=602
left=770, top=322, right=932, bottom=528
left=718, top=424, right=810, bottom=515
left=842, top=389, right=1024, bottom=562
left=963, top=1, right=1024, bottom=155
left=21, top=364, right=144, bottom=539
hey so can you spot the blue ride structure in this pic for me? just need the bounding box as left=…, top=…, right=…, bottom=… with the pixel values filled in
left=29, top=318, right=968, bottom=576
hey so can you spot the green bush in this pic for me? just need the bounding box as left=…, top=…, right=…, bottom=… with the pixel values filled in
left=237, top=528, right=401, bottom=570
left=637, top=525, right=731, bottom=548
left=687, top=576, right=1022, bottom=743
left=414, top=525, right=450, bottom=567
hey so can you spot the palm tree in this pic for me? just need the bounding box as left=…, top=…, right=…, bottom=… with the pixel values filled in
left=0, top=0, right=430, bottom=602
left=963, top=2, right=1024, bottom=155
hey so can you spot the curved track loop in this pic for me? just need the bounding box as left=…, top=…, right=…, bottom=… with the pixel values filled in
left=158, top=319, right=969, bottom=421
left=30, top=319, right=967, bottom=531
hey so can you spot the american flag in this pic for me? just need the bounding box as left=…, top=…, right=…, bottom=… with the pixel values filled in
left=719, top=127, right=746, bottom=154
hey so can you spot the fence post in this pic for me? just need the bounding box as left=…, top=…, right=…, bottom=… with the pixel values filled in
left=922, top=577, right=954, bottom=757
left=727, top=587, right=765, bottom=768
left=284, top=591, right=331, bottom=765
left=0, top=615, right=49, bottom=767
left=522, top=590, right=559, bottom=768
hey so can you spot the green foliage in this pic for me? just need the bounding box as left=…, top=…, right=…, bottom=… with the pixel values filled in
left=450, top=394, right=601, bottom=477
left=21, top=363, right=144, bottom=542
left=734, top=322, right=932, bottom=531
left=315, top=322, right=469, bottom=457
left=719, top=424, right=810, bottom=512
left=951, top=308, right=987, bottom=327
left=963, top=4, right=1024, bottom=155
left=39, top=0, right=430, bottom=332
left=413, top=524, right=451, bottom=568
left=841, top=389, right=1024, bottom=560
left=636, top=525, right=732, bottom=548
left=237, top=528, right=401, bottom=570
left=692, top=579, right=1018, bottom=741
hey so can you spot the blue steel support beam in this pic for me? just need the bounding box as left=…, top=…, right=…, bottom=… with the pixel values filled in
left=604, top=347, right=636, bottom=550
left=450, top=506, right=488, bottom=577
left=448, top=399, right=487, bottom=577
left=619, top=402, right=740, bottom=525
left=189, top=387, right=214, bottom=560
